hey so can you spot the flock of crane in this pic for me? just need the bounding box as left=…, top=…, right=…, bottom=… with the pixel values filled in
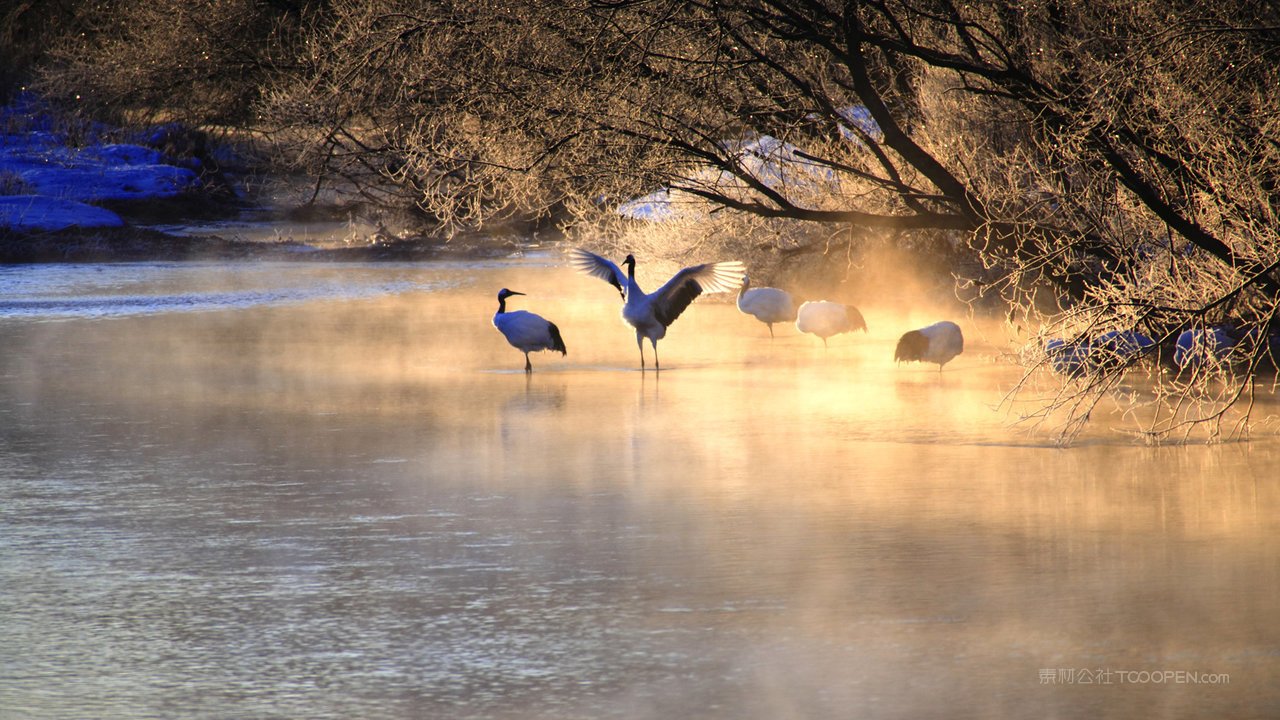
left=491, top=248, right=964, bottom=373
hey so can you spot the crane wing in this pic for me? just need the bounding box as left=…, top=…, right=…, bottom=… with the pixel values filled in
left=569, top=248, right=626, bottom=298
left=650, top=260, right=745, bottom=326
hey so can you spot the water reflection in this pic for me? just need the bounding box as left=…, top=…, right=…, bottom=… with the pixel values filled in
left=1, top=260, right=1276, bottom=719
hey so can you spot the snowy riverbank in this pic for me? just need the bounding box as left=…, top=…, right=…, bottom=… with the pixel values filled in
left=0, top=98, right=514, bottom=262
left=0, top=95, right=243, bottom=236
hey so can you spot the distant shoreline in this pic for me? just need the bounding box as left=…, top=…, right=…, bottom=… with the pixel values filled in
left=0, top=227, right=534, bottom=263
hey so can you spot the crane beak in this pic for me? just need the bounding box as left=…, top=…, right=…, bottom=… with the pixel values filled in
left=508, top=291, right=526, bottom=296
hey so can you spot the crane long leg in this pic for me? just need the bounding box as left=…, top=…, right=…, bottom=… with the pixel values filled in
left=636, top=332, right=645, bottom=370
left=652, top=338, right=660, bottom=371
left=524, top=353, right=532, bottom=373
left=768, top=323, right=775, bottom=339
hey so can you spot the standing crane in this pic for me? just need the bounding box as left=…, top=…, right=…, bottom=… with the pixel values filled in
left=491, top=288, right=567, bottom=373
left=570, top=248, right=744, bottom=370
left=736, top=275, right=796, bottom=338
left=893, top=321, right=964, bottom=371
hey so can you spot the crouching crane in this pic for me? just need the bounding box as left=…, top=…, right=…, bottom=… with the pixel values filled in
left=795, top=300, right=867, bottom=347
left=571, top=249, right=744, bottom=370
left=894, top=321, right=964, bottom=371
left=492, top=288, right=567, bottom=373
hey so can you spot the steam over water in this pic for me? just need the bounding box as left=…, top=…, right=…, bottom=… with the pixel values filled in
left=0, top=263, right=445, bottom=319
left=2, top=258, right=1277, bottom=719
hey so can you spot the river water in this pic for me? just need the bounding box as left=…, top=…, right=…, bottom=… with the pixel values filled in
left=1, top=257, right=1276, bottom=719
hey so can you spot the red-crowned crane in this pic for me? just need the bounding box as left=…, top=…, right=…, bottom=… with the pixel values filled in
left=1173, top=327, right=1239, bottom=372
left=492, top=288, right=567, bottom=373
left=795, top=300, right=866, bottom=347
left=736, top=275, right=796, bottom=338
left=894, top=321, right=964, bottom=371
left=570, top=249, right=744, bottom=370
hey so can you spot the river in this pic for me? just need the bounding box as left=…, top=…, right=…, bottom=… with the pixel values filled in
left=1, top=257, right=1276, bottom=719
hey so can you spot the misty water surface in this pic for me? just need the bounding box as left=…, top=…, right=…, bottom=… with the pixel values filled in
left=1, top=258, right=1277, bottom=719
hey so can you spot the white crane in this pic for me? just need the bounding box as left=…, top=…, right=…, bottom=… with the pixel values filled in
left=894, top=321, right=964, bottom=370
left=1092, top=329, right=1155, bottom=369
left=795, top=300, right=867, bottom=347
left=570, top=248, right=744, bottom=370
left=1173, top=327, right=1239, bottom=372
left=492, top=288, right=567, bottom=373
left=1044, top=329, right=1153, bottom=377
left=1046, top=337, right=1090, bottom=378
left=737, top=275, right=796, bottom=338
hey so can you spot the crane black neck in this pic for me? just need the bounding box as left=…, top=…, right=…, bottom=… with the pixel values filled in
left=497, top=289, right=525, bottom=313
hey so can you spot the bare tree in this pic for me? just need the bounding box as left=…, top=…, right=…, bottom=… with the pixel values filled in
left=32, top=0, right=315, bottom=127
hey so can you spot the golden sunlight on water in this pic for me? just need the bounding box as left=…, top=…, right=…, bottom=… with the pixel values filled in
left=1, top=258, right=1277, bottom=719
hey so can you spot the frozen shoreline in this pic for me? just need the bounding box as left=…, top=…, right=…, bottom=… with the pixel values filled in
left=0, top=225, right=528, bottom=263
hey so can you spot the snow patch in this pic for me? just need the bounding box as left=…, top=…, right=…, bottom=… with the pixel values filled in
left=0, top=99, right=209, bottom=233
left=617, top=105, right=879, bottom=222
left=0, top=195, right=124, bottom=232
